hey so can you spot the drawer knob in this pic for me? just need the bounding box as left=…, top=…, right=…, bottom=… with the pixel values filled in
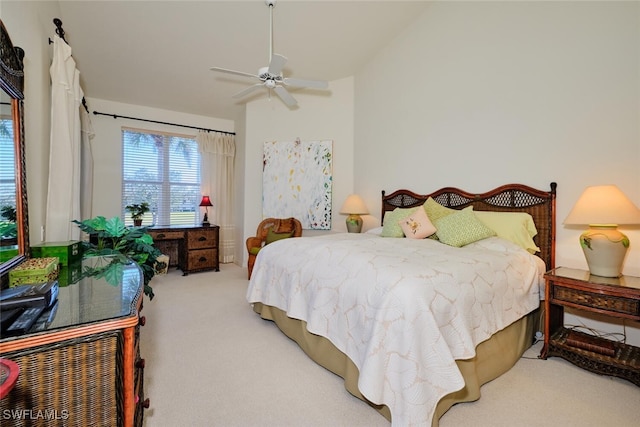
left=142, top=398, right=150, bottom=409
left=199, top=257, right=207, bottom=262
left=198, top=236, right=207, bottom=241
left=139, top=315, right=146, bottom=326
left=136, top=358, right=146, bottom=369
left=157, top=233, right=166, bottom=239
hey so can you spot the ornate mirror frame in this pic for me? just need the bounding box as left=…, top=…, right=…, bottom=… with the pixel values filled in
left=0, top=19, right=29, bottom=278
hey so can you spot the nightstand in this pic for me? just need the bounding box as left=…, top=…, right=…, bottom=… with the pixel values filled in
left=540, top=267, right=640, bottom=386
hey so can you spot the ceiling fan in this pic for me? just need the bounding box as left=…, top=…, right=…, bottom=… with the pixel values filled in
left=210, top=0, right=328, bottom=108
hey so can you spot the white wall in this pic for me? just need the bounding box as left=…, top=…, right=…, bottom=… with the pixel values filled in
left=354, top=1, right=640, bottom=342
left=86, top=98, right=234, bottom=219
left=2, top=1, right=61, bottom=245
left=241, top=77, right=355, bottom=265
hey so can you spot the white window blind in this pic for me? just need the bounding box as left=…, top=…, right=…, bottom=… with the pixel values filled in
left=0, top=115, right=15, bottom=213
left=122, top=128, right=201, bottom=227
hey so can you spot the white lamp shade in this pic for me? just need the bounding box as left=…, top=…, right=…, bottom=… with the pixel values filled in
left=564, top=185, right=640, bottom=226
left=339, top=194, right=369, bottom=215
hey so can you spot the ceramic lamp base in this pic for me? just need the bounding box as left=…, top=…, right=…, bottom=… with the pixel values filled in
left=580, top=225, right=629, bottom=278
left=346, top=214, right=363, bottom=233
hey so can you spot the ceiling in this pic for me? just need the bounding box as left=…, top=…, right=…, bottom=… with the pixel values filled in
left=57, top=1, right=431, bottom=121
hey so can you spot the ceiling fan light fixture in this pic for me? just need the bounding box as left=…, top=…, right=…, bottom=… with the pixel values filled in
left=209, top=0, right=327, bottom=108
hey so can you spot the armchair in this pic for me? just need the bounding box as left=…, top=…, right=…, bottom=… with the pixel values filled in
left=246, top=217, right=302, bottom=279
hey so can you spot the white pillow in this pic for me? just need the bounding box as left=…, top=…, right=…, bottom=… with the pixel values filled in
left=365, top=226, right=384, bottom=235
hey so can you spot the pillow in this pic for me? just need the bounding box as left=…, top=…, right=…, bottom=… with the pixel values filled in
left=474, top=211, right=540, bottom=253
left=423, top=197, right=458, bottom=240
left=434, top=207, right=496, bottom=247
left=265, top=228, right=294, bottom=245
left=398, top=208, right=437, bottom=239
left=380, top=207, right=419, bottom=237
left=365, top=226, right=384, bottom=235
left=423, top=197, right=457, bottom=223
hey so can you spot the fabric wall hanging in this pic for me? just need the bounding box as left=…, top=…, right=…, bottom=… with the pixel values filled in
left=262, top=139, right=333, bottom=230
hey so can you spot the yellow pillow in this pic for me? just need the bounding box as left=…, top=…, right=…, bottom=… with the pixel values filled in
left=474, top=211, right=540, bottom=253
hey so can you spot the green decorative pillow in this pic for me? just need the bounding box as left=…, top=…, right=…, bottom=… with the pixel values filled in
left=423, top=198, right=457, bottom=240
left=381, top=207, right=419, bottom=237
left=423, top=197, right=457, bottom=223
left=265, top=228, right=294, bottom=245
left=434, top=207, right=496, bottom=247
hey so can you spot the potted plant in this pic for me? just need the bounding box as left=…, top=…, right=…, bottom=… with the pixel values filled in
left=126, top=202, right=150, bottom=226
left=73, top=216, right=162, bottom=299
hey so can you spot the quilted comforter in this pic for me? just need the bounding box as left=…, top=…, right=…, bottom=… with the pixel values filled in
left=246, top=233, right=545, bottom=426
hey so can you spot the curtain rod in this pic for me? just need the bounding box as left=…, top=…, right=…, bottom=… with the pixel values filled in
left=92, top=111, right=236, bottom=135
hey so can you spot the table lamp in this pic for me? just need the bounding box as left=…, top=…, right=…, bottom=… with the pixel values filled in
left=199, top=196, right=213, bottom=227
left=564, top=185, right=640, bottom=277
left=340, top=194, right=369, bottom=233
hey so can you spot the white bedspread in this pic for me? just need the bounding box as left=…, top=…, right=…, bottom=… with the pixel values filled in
left=246, top=234, right=545, bottom=426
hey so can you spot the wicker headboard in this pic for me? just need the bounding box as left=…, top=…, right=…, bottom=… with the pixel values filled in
left=381, top=183, right=557, bottom=269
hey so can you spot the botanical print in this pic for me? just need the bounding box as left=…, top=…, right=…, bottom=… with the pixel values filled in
left=263, top=140, right=333, bottom=229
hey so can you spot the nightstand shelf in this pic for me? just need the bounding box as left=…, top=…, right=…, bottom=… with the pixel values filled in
left=541, top=267, right=640, bottom=387
left=547, top=327, right=640, bottom=386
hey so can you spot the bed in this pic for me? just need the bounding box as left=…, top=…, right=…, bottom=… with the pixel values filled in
left=246, top=183, right=557, bottom=426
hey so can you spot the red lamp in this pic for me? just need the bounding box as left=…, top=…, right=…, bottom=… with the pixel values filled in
left=199, top=196, right=213, bottom=227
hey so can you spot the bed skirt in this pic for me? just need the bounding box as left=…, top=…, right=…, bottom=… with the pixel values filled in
left=252, top=302, right=540, bottom=427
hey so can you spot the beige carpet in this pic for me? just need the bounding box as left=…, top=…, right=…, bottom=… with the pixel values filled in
left=141, top=264, right=640, bottom=427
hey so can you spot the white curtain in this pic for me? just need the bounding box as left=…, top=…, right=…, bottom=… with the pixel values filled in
left=197, top=131, right=236, bottom=263
left=80, top=107, right=95, bottom=220
left=45, top=35, right=85, bottom=241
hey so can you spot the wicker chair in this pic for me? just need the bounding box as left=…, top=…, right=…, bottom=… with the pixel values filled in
left=246, top=217, right=302, bottom=279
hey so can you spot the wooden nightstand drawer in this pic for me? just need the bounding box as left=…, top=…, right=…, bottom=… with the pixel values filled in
left=553, top=285, right=640, bottom=316
left=187, top=229, right=218, bottom=249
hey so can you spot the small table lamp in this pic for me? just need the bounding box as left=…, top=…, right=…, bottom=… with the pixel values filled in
left=564, top=185, right=640, bottom=277
left=340, top=194, right=369, bottom=233
left=199, top=196, right=213, bottom=227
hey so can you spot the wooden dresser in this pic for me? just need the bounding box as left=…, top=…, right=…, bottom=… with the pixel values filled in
left=0, top=257, right=148, bottom=426
left=148, top=225, right=219, bottom=275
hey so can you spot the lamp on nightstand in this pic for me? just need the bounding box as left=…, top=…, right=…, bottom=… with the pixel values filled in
left=199, top=196, right=213, bottom=227
left=340, top=194, right=369, bottom=233
left=564, top=185, right=640, bottom=278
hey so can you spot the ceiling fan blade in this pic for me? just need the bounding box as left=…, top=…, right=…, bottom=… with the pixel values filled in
left=283, top=77, right=329, bottom=90
left=210, top=66, right=259, bottom=80
left=274, top=86, right=298, bottom=107
left=268, top=54, right=287, bottom=75
left=232, top=84, right=265, bottom=99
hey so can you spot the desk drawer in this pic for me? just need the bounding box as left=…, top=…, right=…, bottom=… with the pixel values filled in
left=186, top=249, right=217, bottom=270
left=187, top=229, right=218, bottom=250
left=150, top=231, right=184, bottom=241
left=552, top=285, right=640, bottom=317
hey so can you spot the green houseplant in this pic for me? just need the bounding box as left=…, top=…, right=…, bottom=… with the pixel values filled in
left=0, top=205, right=17, bottom=240
left=73, top=216, right=163, bottom=299
left=125, top=202, right=150, bottom=226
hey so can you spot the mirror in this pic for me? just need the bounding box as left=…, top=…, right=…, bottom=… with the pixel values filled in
left=0, top=19, right=28, bottom=278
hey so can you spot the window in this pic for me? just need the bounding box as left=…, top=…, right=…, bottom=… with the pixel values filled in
left=122, top=128, right=201, bottom=226
left=0, top=112, right=15, bottom=238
